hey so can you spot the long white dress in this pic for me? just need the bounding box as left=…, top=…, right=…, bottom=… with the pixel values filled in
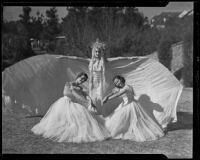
left=31, top=82, right=110, bottom=143
left=105, top=85, right=164, bottom=142
left=88, top=59, right=106, bottom=113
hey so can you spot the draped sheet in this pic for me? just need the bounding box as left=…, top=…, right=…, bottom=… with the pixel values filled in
left=2, top=54, right=183, bottom=128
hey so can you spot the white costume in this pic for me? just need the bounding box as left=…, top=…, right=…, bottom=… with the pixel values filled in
left=31, top=82, right=110, bottom=143
left=105, top=85, right=164, bottom=141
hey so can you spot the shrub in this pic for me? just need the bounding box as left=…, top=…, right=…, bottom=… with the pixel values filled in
left=2, top=33, right=34, bottom=70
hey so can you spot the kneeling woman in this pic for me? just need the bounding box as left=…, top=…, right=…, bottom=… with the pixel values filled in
left=32, top=72, right=110, bottom=143
left=103, top=75, right=164, bottom=142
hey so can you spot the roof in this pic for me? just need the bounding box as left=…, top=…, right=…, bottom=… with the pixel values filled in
left=151, top=12, right=181, bottom=25
left=178, top=9, right=193, bottom=18
left=152, top=12, right=181, bottom=20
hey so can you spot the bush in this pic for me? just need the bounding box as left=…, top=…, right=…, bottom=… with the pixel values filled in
left=2, top=33, right=34, bottom=70
left=46, top=41, right=56, bottom=54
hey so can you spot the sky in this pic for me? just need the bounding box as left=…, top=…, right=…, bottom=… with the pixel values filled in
left=3, top=2, right=193, bottom=22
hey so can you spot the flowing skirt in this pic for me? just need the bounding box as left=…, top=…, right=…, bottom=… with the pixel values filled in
left=31, top=96, right=110, bottom=143
left=105, top=101, right=164, bottom=142
left=89, top=72, right=104, bottom=113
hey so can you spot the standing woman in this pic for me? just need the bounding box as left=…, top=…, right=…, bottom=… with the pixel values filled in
left=103, top=75, right=165, bottom=142
left=88, top=39, right=107, bottom=113
left=31, top=72, right=110, bottom=143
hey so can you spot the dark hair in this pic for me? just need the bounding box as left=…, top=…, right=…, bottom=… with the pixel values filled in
left=76, top=72, right=88, bottom=80
left=113, top=75, right=125, bottom=84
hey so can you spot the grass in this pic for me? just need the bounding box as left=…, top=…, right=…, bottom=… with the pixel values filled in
left=2, top=88, right=193, bottom=158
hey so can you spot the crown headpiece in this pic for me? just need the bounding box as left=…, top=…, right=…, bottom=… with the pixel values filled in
left=92, top=38, right=106, bottom=50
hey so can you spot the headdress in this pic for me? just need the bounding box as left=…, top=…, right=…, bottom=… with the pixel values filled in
left=91, top=38, right=106, bottom=60
left=91, top=38, right=106, bottom=50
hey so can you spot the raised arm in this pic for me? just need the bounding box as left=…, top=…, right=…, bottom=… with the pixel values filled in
left=103, top=86, right=128, bottom=104
left=79, top=89, right=91, bottom=101
left=105, top=88, right=118, bottom=99
left=74, top=87, right=96, bottom=109
left=63, top=82, right=71, bottom=96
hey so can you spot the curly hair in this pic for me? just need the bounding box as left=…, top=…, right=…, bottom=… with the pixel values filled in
left=112, top=75, right=126, bottom=84
left=76, top=72, right=88, bottom=80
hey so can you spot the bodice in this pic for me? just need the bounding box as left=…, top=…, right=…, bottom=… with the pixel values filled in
left=64, top=82, right=89, bottom=107
left=92, top=71, right=102, bottom=82
left=65, top=82, right=81, bottom=96
left=89, top=61, right=104, bottom=84
left=120, top=85, right=135, bottom=105
left=89, top=59, right=103, bottom=72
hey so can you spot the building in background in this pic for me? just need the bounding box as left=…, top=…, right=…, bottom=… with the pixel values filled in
left=150, top=12, right=181, bottom=29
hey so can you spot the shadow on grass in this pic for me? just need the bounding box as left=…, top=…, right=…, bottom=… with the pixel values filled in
left=167, top=111, right=193, bottom=131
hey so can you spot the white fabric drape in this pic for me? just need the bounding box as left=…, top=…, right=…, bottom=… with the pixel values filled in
left=2, top=54, right=183, bottom=128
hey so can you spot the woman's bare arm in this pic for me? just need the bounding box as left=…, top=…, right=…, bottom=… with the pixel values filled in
left=63, top=82, right=71, bottom=96
left=104, top=88, right=118, bottom=99
left=103, top=86, right=128, bottom=103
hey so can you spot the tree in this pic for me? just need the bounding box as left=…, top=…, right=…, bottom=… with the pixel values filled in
left=30, top=11, right=44, bottom=39
left=18, top=6, right=34, bottom=58
left=124, top=7, right=145, bottom=29
left=2, top=33, right=33, bottom=70
left=61, top=7, right=149, bottom=57
left=2, top=21, right=18, bottom=34
left=130, top=27, right=161, bottom=56
left=157, top=34, right=173, bottom=70
left=61, top=7, right=90, bottom=57
left=19, top=7, right=32, bottom=38
left=42, top=7, right=61, bottom=41
left=40, top=7, right=61, bottom=53
left=2, top=7, right=36, bottom=70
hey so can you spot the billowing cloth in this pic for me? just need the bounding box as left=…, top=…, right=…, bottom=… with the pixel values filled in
left=2, top=54, right=183, bottom=128
left=105, top=85, right=164, bottom=141
left=31, top=96, right=110, bottom=143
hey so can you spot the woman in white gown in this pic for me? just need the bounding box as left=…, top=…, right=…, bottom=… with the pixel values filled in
left=88, top=39, right=107, bottom=113
left=103, top=75, right=165, bottom=142
left=31, top=72, right=110, bottom=143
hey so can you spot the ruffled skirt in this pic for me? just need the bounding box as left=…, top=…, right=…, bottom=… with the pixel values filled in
left=105, top=101, right=164, bottom=142
left=31, top=96, right=110, bottom=143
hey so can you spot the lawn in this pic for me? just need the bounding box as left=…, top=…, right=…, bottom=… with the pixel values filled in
left=2, top=88, right=193, bottom=158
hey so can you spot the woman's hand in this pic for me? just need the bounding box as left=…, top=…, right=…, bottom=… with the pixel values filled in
left=91, top=101, right=96, bottom=109
left=89, top=99, right=97, bottom=111
left=72, top=85, right=82, bottom=90
left=87, top=96, right=94, bottom=106
left=103, top=97, right=109, bottom=104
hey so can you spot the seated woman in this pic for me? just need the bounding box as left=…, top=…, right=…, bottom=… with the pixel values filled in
left=103, top=75, right=165, bottom=142
left=31, top=72, right=110, bottom=143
